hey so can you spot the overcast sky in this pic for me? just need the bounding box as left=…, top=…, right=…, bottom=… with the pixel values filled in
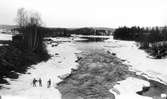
left=0, top=0, right=167, bottom=28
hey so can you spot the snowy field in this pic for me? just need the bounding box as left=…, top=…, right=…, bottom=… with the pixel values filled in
left=0, top=38, right=80, bottom=99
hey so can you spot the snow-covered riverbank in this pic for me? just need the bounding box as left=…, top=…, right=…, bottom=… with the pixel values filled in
left=102, top=36, right=167, bottom=99
left=0, top=33, right=12, bottom=46
left=0, top=38, right=80, bottom=99
left=104, top=37, right=167, bottom=83
left=0, top=33, right=12, bottom=41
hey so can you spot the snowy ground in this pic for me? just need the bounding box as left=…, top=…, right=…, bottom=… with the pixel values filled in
left=104, top=36, right=167, bottom=84
left=110, top=77, right=152, bottom=99
left=0, top=32, right=12, bottom=41
left=0, top=38, right=80, bottom=99
left=103, top=36, right=167, bottom=99
left=0, top=32, right=12, bottom=46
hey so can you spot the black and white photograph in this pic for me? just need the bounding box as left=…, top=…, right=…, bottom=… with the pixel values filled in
left=0, top=0, right=167, bottom=99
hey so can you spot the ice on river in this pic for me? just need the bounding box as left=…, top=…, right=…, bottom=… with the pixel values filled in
left=104, top=36, right=167, bottom=83
left=110, top=77, right=152, bottom=99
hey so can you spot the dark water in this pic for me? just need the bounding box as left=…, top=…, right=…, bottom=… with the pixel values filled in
left=78, top=37, right=109, bottom=42
left=73, top=36, right=109, bottom=52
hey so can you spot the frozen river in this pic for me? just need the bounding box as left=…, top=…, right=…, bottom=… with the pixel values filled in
left=73, top=36, right=167, bottom=83
left=0, top=35, right=167, bottom=99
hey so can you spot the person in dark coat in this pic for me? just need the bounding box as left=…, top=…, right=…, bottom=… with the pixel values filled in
left=32, top=78, right=37, bottom=87
left=47, top=79, right=51, bottom=88
left=39, top=78, right=42, bottom=87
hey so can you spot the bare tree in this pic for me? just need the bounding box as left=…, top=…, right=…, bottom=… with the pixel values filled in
left=15, top=8, right=43, bottom=51
left=16, top=8, right=43, bottom=27
left=28, top=11, right=43, bottom=26
left=16, top=8, right=28, bottom=27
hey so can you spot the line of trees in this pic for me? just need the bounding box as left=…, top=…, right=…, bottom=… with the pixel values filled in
left=71, top=28, right=111, bottom=35
left=41, top=27, right=112, bottom=37
left=113, top=26, right=167, bottom=42
left=113, top=26, right=167, bottom=58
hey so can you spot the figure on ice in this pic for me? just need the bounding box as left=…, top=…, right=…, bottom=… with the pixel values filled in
left=47, top=79, right=51, bottom=88
left=32, top=78, right=37, bottom=87
left=38, top=78, right=42, bottom=87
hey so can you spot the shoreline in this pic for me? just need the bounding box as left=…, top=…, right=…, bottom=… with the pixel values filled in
left=56, top=48, right=167, bottom=99
left=0, top=38, right=81, bottom=99
left=56, top=49, right=132, bottom=99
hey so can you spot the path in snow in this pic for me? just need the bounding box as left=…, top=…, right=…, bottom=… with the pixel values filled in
left=0, top=40, right=80, bottom=99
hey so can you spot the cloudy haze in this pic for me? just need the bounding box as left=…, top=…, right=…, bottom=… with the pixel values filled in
left=0, top=0, right=167, bottom=28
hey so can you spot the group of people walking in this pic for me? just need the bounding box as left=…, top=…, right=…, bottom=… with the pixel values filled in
left=32, top=78, right=51, bottom=88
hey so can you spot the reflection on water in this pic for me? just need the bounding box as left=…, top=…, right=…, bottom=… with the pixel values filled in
left=74, top=36, right=108, bottom=52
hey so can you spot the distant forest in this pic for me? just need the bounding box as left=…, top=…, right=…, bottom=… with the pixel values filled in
left=113, top=26, right=167, bottom=42
left=113, top=26, right=167, bottom=58
left=39, top=27, right=113, bottom=37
